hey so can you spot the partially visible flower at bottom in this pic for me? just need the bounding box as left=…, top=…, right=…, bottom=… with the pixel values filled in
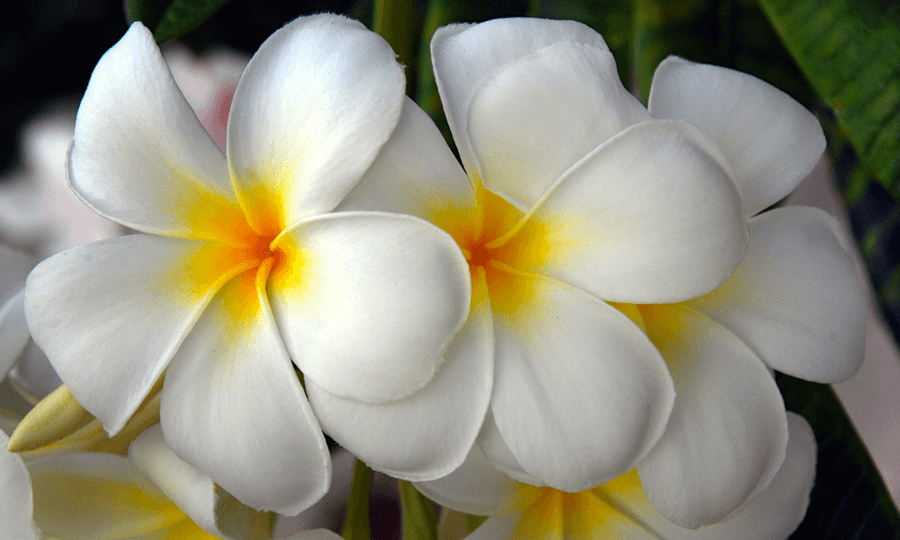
left=416, top=412, right=815, bottom=540
left=1, top=424, right=279, bottom=539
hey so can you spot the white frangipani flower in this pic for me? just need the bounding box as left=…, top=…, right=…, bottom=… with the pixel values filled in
left=623, top=58, right=867, bottom=528
left=416, top=412, right=817, bottom=540
left=320, top=18, right=748, bottom=490
left=24, top=14, right=471, bottom=514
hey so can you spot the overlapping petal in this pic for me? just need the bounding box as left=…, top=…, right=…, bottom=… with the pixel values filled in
left=337, top=97, right=478, bottom=241
left=627, top=413, right=816, bottom=540
left=688, top=206, right=866, bottom=382
left=308, top=295, right=493, bottom=481
left=637, top=304, right=788, bottom=528
left=415, top=444, right=536, bottom=517
left=0, top=430, right=39, bottom=540
left=68, top=23, right=245, bottom=245
left=431, top=18, right=609, bottom=172
left=496, top=120, right=745, bottom=304
left=466, top=41, right=650, bottom=207
left=267, top=212, right=470, bottom=403
left=649, top=57, right=826, bottom=217
left=129, top=425, right=270, bottom=539
left=28, top=452, right=182, bottom=540
left=488, top=267, right=674, bottom=490
left=160, top=262, right=330, bottom=515
left=226, top=14, right=406, bottom=234
left=24, top=235, right=253, bottom=434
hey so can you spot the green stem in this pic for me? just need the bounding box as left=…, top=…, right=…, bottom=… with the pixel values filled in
left=399, top=479, right=438, bottom=540
left=342, top=459, right=373, bottom=540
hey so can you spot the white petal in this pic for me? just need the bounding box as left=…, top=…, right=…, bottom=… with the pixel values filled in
left=467, top=41, right=649, bottom=207
left=268, top=212, right=470, bottom=403
left=0, top=289, right=29, bottom=378
left=415, top=444, right=531, bottom=517
left=462, top=515, right=520, bottom=540
left=431, top=18, right=608, bottom=173
left=649, top=56, right=826, bottom=217
left=637, top=304, right=789, bottom=528
left=129, top=425, right=269, bottom=539
left=227, top=14, right=405, bottom=233
left=69, top=23, right=245, bottom=243
left=24, top=235, right=249, bottom=434
left=160, top=263, right=330, bottom=516
left=308, top=296, right=492, bottom=481
left=496, top=120, right=746, bottom=303
left=688, top=206, right=866, bottom=382
left=489, top=268, right=674, bottom=491
left=0, top=430, right=39, bottom=539
left=27, top=451, right=179, bottom=540
left=477, top=409, right=541, bottom=487
left=642, top=413, right=816, bottom=539
left=337, top=97, right=478, bottom=239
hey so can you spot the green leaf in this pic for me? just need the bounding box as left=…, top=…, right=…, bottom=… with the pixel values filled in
left=759, top=0, right=900, bottom=201
left=126, top=0, right=231, bottom=44
left=374, top=0, right=417, bottom=90
left=342, top=459, right=373, bottom=540
left=777, top=375, right=900, bottom=539
left=399, top=479, right=438, bottom=540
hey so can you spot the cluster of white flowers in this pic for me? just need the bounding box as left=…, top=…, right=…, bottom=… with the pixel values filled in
left=1, top=14, right=865, bottom=540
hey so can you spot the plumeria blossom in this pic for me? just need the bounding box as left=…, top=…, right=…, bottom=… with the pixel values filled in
left=0, top=424, right=285, bottom=539
left=416, top=412, right=817, bottom=540
left=24, top=14, right=471, bottom=513
left=320, top=18, right=748, bottom=489
left=620, top=58, right=867, bottom=528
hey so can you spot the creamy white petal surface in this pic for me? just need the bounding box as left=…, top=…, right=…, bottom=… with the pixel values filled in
left=25, top=235, right=245, bottom=433
left=637, top=304, right=788, bottom=528
left=338, top=97, right=478, bottom=227
left=308, top=297, right=492, bottom=481
left=161, top=264, right=330, bottom=515
left=500, top=120, right=745, bottom=304
left=649, top=56, right=826, bottom=217
left=0, top=288, right=29, bottom=378
left=227, top=15, right=405, bottom=232
left=689, top=206, right=866, bottom=383
left=431, top=18, right=608, bottom=173
left=68, top=23, right=238, bottom=243
left=489, top=268, right=673, bottom=491
left=466, top=41, right=650, bottom=206
left=268, top=212, right=470, bottom=403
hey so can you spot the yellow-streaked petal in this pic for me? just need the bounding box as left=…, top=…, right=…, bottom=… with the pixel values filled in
left=488, top=268, right=674, bottom=491
left=160, top=261, right=331, bottom=515
left=25, top=235, right=252, bottom=435
left=227, top=14, right=405, bottom=233
left=494, top=120, right=745, bottom=304
left=69, top=23, right=253, bottom=245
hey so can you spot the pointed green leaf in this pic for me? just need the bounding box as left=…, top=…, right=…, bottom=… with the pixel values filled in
left=760, top=0, right=900, bottom=200
left=778, top=375, right=900, bottom=539
left=126, top=0, right=231, bottom=44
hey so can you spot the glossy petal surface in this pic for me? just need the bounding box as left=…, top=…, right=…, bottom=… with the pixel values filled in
left=161, top=263, right=330, bottom=515
left=689, top=207, right=866, bottom=383
left=227, top=14, right=405, bottom=234
left=649, top=57, right=826, bottom=217
left=268, top=212, right=470, bottom=403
